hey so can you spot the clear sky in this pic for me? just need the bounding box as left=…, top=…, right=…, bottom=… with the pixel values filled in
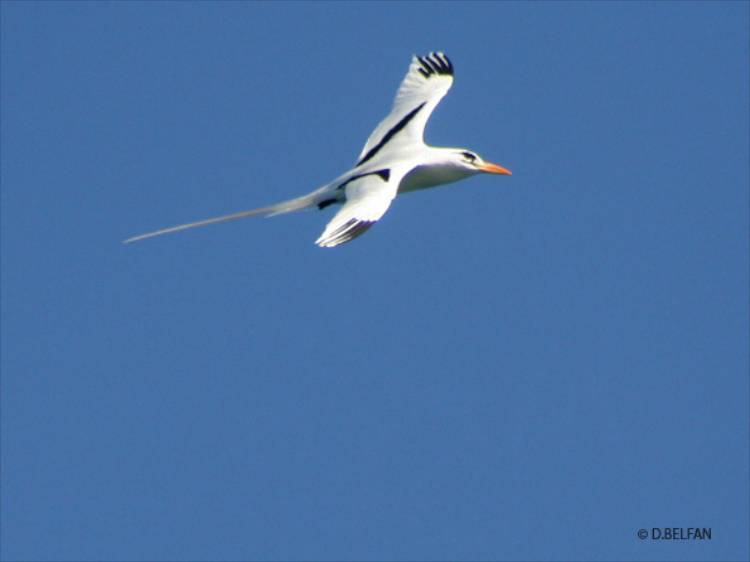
left=1, top=2, right=748, bottom=561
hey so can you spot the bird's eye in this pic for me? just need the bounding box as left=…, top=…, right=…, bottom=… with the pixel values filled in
left=461, top=151, right=477, bottom=162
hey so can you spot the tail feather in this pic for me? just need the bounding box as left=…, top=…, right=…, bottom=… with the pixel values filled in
left=122, top=191, right=320, bottom=244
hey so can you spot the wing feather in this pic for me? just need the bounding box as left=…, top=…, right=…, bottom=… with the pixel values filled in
left=315, top=168, right=406, bottom=248
left=356, top=52, right=454, bottom=165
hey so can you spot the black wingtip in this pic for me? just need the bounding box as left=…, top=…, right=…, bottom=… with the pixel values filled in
left=416, top=52, right=453, bottom=77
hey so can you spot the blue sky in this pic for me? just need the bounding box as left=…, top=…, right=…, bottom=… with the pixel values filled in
left=1, top=2, right=748, bottom=561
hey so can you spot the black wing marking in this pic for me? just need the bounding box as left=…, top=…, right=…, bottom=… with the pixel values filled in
left=317, top=198, right=338, bottom=210
left=416, top=52, right=453, bottom=78
left=356, top=102, right=426, bottom=166
left=336, top=169, right=391, bottom=191
left=318, top=170, right=391, bottom=210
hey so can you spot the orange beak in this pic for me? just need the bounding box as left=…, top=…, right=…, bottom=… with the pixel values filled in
left=479, top=162, right=512, bottom=175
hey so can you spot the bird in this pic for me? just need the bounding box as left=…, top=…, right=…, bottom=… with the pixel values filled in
left=123, top=52, right=511, bottom=248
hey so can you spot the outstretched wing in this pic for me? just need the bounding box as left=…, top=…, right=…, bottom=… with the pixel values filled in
left=315, top=168, right=406, bottom=248
left=356, top=52, right=454, bottom=167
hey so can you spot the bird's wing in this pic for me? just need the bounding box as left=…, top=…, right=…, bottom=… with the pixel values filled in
left=356, top=52, right=454, bottom=166
left=315, top=168, right=407, bottom=248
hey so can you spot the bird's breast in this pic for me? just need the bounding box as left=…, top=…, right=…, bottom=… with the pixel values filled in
left=399, top=164, right=471, bottom=194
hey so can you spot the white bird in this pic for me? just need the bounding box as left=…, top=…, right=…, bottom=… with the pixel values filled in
left=124, top=52, right=511, bottom=248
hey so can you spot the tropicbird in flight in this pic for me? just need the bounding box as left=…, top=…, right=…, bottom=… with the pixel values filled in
left=124, top=52, right=511, bottom=248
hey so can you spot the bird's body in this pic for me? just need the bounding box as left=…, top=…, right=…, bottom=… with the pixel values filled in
left=124, top=52, right=511, bottom=248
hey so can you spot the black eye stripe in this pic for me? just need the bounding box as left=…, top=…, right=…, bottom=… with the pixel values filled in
left=461, top=151, right=477, bottom=161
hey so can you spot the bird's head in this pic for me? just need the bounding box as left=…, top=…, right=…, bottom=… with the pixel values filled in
left=453, top=149, right=512, bottom=176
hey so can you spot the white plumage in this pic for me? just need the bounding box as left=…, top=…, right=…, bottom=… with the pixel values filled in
left=124, top=52, right=511, bottom=248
